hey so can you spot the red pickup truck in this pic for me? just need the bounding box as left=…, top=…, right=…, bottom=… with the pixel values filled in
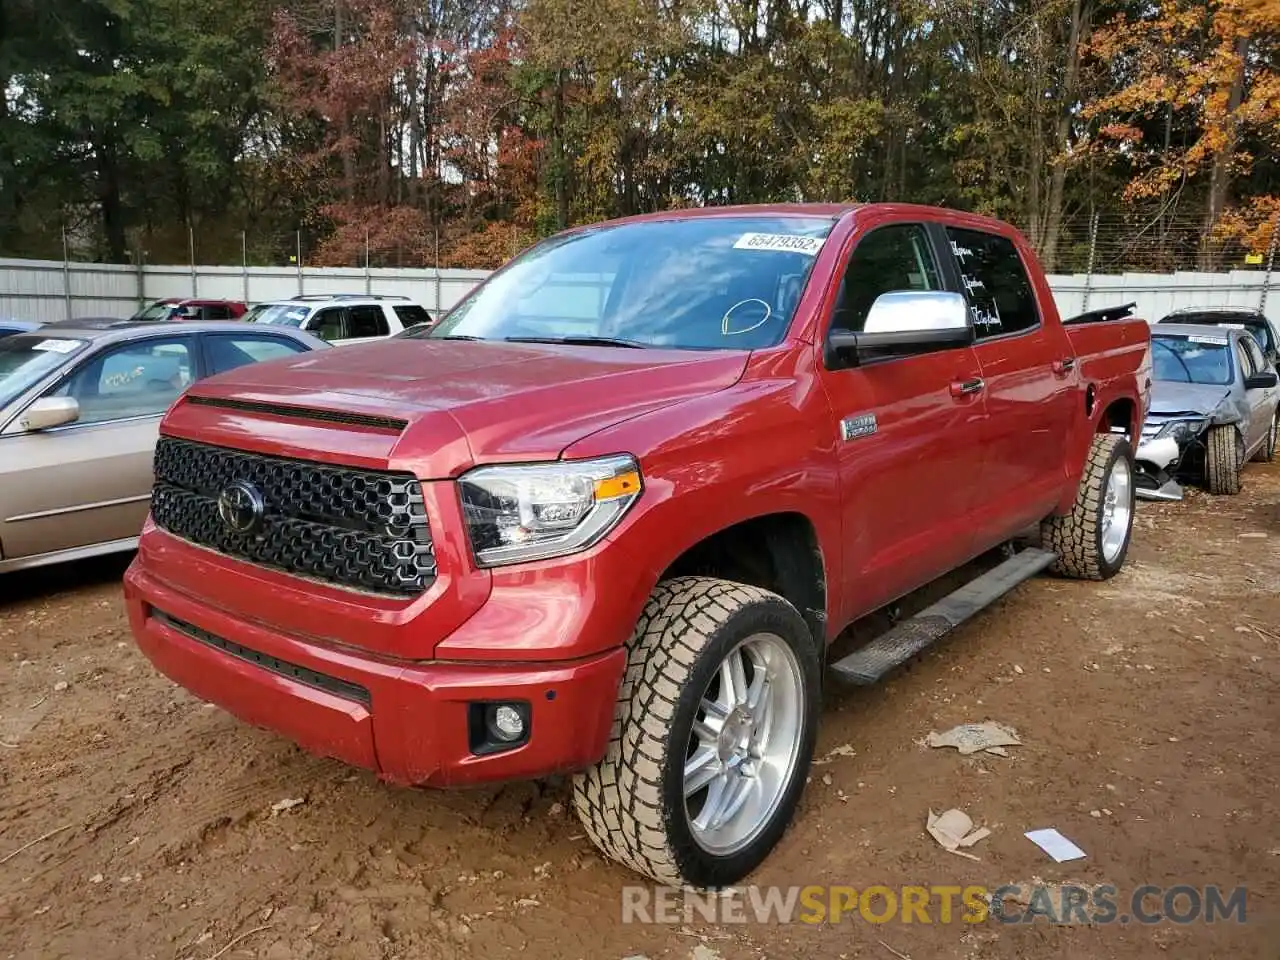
left=124, top=204, right=1151, bottom=888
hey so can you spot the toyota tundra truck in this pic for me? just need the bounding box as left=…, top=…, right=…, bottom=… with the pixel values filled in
left=123, top=203, right=1151, bottom=888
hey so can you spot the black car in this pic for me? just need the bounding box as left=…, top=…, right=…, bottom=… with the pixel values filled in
left=1158, top=307, right=1280, bottom=368
left=0, top=320, right=41, bottom=338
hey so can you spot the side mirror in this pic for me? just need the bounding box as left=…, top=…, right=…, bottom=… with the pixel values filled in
left=828, top=291, right=973, bottom=368
left=20, top=396, right=81, bottom=431
left=1245, top=371, right=1279, bottom=390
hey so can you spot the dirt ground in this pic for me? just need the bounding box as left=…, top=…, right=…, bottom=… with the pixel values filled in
left=2, top=466, right=1278, bottom=960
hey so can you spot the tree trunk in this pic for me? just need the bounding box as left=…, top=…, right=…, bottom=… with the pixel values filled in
left=1201, top=36, right=1249, bottom=270
left=552, top=68, right=569, bottom=230
left=335, top=0, right=355, bottom=202
left=98, top=143, right=127, bottom=263
left=1042, top=0, right=1092, bottom=273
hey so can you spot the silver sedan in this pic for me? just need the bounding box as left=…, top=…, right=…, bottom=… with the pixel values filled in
left=1135, top=323, right=1279, bottom=499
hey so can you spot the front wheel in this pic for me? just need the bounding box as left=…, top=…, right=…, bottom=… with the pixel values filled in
left=1041, top=433, right=1135, bottom=581
left=572, top=577, right=820, bottom=888
left=1205, top=425, right=1243, bottom=494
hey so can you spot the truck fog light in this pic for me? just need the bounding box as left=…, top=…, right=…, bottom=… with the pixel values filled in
left=488, top=704, right=526, bottom=741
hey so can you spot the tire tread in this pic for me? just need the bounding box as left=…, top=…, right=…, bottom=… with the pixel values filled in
left=1205, top=425, right=1242, bottom=494
left=1041, top=433, right=1129, bottom=581
left=571, top=577, right=785, bottom=885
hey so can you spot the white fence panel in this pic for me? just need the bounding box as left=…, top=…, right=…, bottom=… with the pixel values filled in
left=2, top=255, right=1276, bottom=328
left=1048, top=270, right=1277, bottom=325
left=0, top=258, right=493, bottom=323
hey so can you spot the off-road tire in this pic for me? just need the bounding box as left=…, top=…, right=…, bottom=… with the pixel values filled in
left=1040, top=433, right=1134, bottom=581
left=1250, top=413, right=1277, bottom=464
left=1205, top=425, right=1243, bottom=494
left=572, top=577, right=820, bottom=888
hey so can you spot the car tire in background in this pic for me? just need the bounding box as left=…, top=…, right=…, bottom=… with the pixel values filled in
left=572, top=577, right=820, bottom=888
left=1205, top=425, right=1244, bottom=494
left=1041, top=433, right=1136, bottom=581
left=1250, top=413, right=1277, bottom=464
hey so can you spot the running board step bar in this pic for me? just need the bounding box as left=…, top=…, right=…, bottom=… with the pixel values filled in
left=829, top=547, right=1059, bottom=685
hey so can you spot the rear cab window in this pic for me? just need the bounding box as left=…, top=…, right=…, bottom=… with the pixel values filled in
left=945, top=227, right=1039, bottom=338
left=347, top=305, right=390, bottom=338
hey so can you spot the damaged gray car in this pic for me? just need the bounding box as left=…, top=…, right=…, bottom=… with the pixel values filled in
left=1135, top=323, right=1279, bottom=500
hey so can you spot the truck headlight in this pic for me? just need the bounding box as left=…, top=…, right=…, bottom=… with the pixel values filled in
left=1154, top=417, right=1209, bottom=445
left=458, top=455, right=643, bottom=566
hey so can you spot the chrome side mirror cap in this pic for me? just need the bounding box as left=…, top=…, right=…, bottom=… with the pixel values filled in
left=20, top=396, right=81, bottom=431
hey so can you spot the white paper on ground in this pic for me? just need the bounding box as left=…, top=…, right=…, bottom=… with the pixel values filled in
left=1025, top=828, right=1087, bottom=862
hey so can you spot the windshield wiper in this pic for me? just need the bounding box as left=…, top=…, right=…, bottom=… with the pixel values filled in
left=433, top=334, right=484, bottom=341
left=503, top=335, right=649, bottom=349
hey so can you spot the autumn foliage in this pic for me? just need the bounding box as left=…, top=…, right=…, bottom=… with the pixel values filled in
left=3, top=0, right=1279, bottom=270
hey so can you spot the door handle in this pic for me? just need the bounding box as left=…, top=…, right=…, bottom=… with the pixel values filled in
left=950, top=377, right=985, bottom=397
left=1053, top=357, right=1076, bottom=375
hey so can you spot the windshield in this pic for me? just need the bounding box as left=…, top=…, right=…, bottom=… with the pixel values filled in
left=418, top=215, right=836, bottom=350
left=1151, top=335, right=1234, bottom=386
left=244, top=303, right=311, bottom=328
left=1166, top=314, right=1275, bottom=355
left=0, top=334, right=89, bottom=409
left=132, top=302, right=175, bottom=322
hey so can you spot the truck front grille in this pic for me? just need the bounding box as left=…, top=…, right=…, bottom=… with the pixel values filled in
left=150, top=437, right=437, bottom=596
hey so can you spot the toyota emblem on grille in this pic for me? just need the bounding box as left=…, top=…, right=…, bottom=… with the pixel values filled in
left=217, top=480, right=265, bottom=535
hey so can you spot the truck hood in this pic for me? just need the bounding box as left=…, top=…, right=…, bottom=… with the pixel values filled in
left=1148, top=381, right=1230, bottom=417
left=182, top=338, right=749, bottom=476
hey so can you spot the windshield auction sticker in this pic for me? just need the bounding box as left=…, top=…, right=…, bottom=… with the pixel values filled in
left=1188, top=335, right=1228, bottom=346
left=31, top=339, right=83, bottom=354
left=733, top=233, right=825, bottom=255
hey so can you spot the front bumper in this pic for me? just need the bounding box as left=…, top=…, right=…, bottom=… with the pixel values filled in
left=124, top=559, right=627, bottom=787
left=1134, top=435, right=1185, bottom=501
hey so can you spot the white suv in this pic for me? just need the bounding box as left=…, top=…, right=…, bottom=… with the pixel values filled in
left=242, top=295, right=437, bottom=346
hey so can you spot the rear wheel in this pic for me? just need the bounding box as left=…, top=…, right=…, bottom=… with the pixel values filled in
left=572, top=577, right=820, bottom=888
left=1250, top=413, right=1277, bottom=464
left=1041, top=434, right=1135, bottom=581
left=1205, top=425, right=1243, bottom=494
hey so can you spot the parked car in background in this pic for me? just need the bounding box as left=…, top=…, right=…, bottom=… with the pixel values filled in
left=131, top=298, right=249, bottom=322
left=0, top=319, right=329, bottom=574
left=123, top=202, right=1150, bottom=888
left=0, top=319, right=41, bottom=337
left=1157, top=306, right=1280, bottom=369
left=1135, top=324, right=1279, bottom=500
left=243, top=294, right=432, bottom=345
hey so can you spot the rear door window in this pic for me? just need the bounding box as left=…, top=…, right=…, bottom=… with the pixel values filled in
left=202, top=304, right=233, bottom=321
left=944, top=227, right=1040, bottom=338
left=347, top=305, right=390, bottom=338
left=205, top=334, right=308, bottom=376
